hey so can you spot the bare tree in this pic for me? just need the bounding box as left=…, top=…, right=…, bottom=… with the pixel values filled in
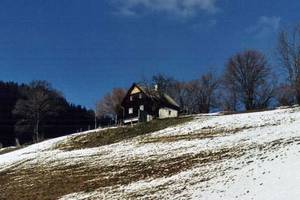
left=224, top=50, right=274, bottom=110
left=152, top=74, right=176, bottom=94
left=277, top=25, right=300, bottom=103
left=276, top=84, right=295, bottom=106
left=173, top=81, right=189, bottom=113
left=96, top=94, right=112, bottom=117
left=96, top=88, right=126, bottom=123
left=218, top=78, right=238, bottom=111
left=185, top=73, right=219, bottom=113
left=13, top=81, right=61, bottom=143
left=254, top=79, right=276, bottom=109
left=184, top=80, right=198, bottom=114
left=195, top=73, right=219, bottom=113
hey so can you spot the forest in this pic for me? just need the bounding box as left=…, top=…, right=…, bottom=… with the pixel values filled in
left=0, top=81, right=94, bottom=147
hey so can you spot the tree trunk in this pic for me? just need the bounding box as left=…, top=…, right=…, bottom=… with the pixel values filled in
left=35, top=118, right=40, bottom=143
left=15, top=138, right=20, bottom=147
left=295, top=80, right=300, bottom=104
left=296, top=91, right=300, bottom=104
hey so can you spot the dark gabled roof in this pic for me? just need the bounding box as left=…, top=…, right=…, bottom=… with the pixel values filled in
left=123, top=83, right=180, bottom=109
left=161, top=93, right=180, bottom=108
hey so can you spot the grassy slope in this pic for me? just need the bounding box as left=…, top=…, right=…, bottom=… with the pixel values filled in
left=0, top=117, right=192, bottom=200
left=0, top=147, right=20, bottom=156
left=56, top=117, right=192, bottom=150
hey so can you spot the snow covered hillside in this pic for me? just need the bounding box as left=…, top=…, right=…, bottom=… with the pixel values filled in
left=1, top=107, right=300, bottom=200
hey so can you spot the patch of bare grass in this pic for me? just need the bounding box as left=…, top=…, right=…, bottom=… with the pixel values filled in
left=0, top=146, right=24, bottom=155
left=139, top=127, right=249, bottom=144
left=56, top=117, right=192, bottom=151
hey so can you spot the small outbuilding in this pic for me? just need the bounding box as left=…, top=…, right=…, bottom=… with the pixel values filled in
left=121, top=83, right=180, bottom=124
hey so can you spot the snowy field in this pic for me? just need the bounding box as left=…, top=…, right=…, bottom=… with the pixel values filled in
left=0, top=107, right=300, bottom=200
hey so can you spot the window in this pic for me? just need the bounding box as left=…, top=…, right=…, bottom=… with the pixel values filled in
left=129, top=108, right=133, bottom=114
left=139, top=93, right=142, bottom=99
left=140, top=105, right=144, bottom=111
left=130, top=96, right=133, bottom=101
left=169, top=110, right=172, bottom=115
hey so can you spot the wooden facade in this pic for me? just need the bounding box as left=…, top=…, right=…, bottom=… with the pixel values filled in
left=121, top=83, right=180, bottom=124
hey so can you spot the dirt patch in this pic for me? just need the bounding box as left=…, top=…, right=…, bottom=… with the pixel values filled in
left=139, top=127, right=250, bottom=144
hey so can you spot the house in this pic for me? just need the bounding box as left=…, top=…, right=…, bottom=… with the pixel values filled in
left=121, top=83, right=180, bottom=124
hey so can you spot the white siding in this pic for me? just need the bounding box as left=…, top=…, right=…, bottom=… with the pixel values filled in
left=140, top=105, right=144, bottom=111
left=129, top=108, right=133, bottom=114
left=158, top=108, right=178, bottom=119
left=147, top=115, right=153, bottom=122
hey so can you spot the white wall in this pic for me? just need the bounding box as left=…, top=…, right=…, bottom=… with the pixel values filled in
left=147, top=115, right=153, bottom=122
left=159, top=108, right=178, bottom=119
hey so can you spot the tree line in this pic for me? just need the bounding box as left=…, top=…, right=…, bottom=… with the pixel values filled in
left=0, top=81, right=94, bottom=147
left=96, top=25, right=300, bottom=121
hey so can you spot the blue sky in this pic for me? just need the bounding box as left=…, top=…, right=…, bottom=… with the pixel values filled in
left=0, top=0, right=299, bottom=108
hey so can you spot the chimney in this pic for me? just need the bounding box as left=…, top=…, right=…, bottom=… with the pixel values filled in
left=154, top=84, right=158, bottom=91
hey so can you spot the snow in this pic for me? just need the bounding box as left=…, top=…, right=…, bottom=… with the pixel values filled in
left=198, top=145, right=300, bottom=200
left=1, top=107, right=300, bottom=199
